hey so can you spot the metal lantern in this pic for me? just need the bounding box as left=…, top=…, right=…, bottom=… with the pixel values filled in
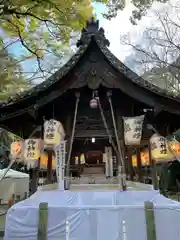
left=89, top=98, right=98, bottom=108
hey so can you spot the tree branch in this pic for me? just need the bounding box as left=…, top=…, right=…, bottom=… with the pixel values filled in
left=6, top=19, right=45, bottom=73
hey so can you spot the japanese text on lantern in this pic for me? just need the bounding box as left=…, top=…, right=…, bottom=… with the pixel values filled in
left=150, top=134, right=168, bottom=160
left=24, top=139, right=41, bottom=160
left=151, top=136, right=167, bottom=154
left=123, top=115, right=144, bottom=145
left=159, top=137, right=167, bottom=155
left=44, top=119, right=65, bottom=145
left=133, top=119, right=142, bottom=139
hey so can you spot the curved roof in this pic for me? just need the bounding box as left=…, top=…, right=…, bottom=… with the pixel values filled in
left=0, top=18, right=180, bottom=116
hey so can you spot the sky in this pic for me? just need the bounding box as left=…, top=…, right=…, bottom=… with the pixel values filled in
left=94, top=2, right=135, bottom=61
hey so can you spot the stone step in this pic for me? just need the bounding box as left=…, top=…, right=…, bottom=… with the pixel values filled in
left=38, top=181, right=153, bottom=192
left=82, top=167, right=104, bottom=174
left=70, top=181, right=153, bottom=191
left=70, top=176, right=118, bottom=184
left=70, top=184, right=121, bottom=191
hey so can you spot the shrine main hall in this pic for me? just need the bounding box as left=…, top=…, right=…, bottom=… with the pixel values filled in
left=1, top=18, right=180, bottom=187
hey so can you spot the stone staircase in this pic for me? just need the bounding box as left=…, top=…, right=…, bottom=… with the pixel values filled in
left=70, top=174, right=118, bottom=184
left=69, top=166, right=153, bottom=191
left=39, top=166, right=153, bottom=192
left=70, top=166, right=118, bottom=185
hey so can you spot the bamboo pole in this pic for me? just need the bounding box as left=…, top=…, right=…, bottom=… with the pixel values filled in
left=144, top=201, right=156, bottom=240
left=38, top=202, right=48, bottom=240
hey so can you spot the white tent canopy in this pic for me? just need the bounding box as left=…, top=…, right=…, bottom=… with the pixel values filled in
left=0, top=168, right=28, bottom=179
left=0, top=169, right=29, bottom=203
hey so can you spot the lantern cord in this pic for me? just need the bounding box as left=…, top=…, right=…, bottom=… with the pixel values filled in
left=107, top=95, right=126, bottom=172
left=28, top=125, right=42, bottom=138
left=108, top=95, right=127, bottom=190
left=97, top=97, right=120, bottom=161
left=65, top=93, right=80, bottom=187
left=97, top=96, right=127, bottom=190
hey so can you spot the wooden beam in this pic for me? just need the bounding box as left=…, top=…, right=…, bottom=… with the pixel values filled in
left=126, top=139, right=149, bottom=148
left=75, top=129, right=115, bottom=138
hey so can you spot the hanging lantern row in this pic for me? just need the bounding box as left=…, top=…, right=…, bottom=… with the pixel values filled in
left=149, top=133, right=179, bottom=162
left=131, top=133, right=180, bottom=166
left=10, top=119, right=65, bottom=168
left=132, top=151, right=150, bottom=167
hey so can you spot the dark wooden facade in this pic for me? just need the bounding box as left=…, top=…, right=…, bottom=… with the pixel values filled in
left=1, top=18, right=180, bottom=183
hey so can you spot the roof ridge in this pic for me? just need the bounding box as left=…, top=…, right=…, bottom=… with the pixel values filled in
left=95, top=37, right=180, bottom=102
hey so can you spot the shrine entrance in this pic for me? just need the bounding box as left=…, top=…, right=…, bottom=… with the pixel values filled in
left=1, top=18, right=180, bottom=193
left=85, top=150, right=103, bottom=165
left=70, top=137, right=117, bottom=180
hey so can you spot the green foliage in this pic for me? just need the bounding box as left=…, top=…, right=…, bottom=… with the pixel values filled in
left=0, top=41, right=29, bottom=170
left=0, top=129, right=24, bottom=170
left=0, top=0, right=107, bottom=58
left=0, top=129, right=12, bottom=169
left=0, top=39, right=31, bottom=100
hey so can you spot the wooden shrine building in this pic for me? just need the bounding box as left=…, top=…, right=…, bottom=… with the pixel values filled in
left=1, top=18, right=180, bottom=187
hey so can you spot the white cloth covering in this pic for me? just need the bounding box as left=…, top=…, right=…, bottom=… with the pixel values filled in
left=4, top=190, right=180, bottom=240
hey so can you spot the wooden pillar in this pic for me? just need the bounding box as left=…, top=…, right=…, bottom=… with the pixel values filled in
left=65, top=114, right=72, bottom=189
left=29, top=126, right=42, bottom=195
left=46, top=150, right=53, bottom=184
left=148, top=143, right=158, bottom=190
left=30, top=167, right=39, bottom=195
left=136, top=147, right=143, bottom=183
left=116, top=111, right=126, bottom=171
left=127, top=147, right=134, bottom=181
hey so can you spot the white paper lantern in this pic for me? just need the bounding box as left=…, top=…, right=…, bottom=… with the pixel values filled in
left=10, top=140, right=24, bottom=162
left=44, top=119, right=65, bottom=147
left=123, top=115, right=144, bottom=145
left=24, top=138, right=42, bottom=168
left=150, top=134, right=168, bottom=160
